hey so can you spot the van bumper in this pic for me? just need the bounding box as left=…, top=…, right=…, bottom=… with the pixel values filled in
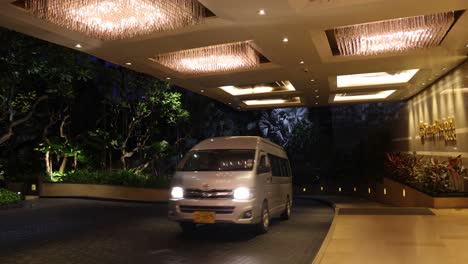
left=168, top=198, right=261, bottom=224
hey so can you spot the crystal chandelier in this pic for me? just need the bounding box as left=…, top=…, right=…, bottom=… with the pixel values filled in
left=25, top=0, right=205, bottom=40
left=333, top=12, right=455, bottom=56
left=151, top=41, right=260, bottom=74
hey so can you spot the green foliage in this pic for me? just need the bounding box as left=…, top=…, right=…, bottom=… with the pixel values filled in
left=385, top=153, right=468, bottom=194
left=49, top=169, right=170, bottom=189
left=0, top=188, right=21, bottom=206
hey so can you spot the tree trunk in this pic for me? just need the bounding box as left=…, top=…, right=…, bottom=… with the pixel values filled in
left=73, top=152, right=78, bottom=169
left=59, top=155, right=68, bottom=174
left=120, top=152, right=127, bottom=170
left=108, top=151, right=113, bottom=171
left=45, top=151, right=52, bottom=175
left=0, top=95, right=48, bottom=145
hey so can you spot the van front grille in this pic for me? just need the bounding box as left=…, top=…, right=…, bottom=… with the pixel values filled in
left=184, top=189, right=233, bottom=199
left=179, top=205, right=235, bottom=214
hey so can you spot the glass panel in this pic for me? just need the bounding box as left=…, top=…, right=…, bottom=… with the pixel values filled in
left=178, top=149, right=255, bottom=171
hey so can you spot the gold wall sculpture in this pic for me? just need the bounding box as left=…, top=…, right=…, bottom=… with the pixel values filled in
left=419, top=116, right=456, bottom=142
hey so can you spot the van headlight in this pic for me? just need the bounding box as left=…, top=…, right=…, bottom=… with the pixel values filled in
left=171, top=187, right=184, bottom=199
left=233, top=187, right=253, bottom=200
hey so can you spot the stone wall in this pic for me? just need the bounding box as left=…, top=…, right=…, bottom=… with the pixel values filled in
left=391, top=60, right=468, bottom=164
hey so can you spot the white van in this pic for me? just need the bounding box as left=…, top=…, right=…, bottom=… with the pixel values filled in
left=168, top=136, right=293, bottom=234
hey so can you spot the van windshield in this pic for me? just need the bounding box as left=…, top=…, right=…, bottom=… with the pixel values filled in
left=177, top=149, right=256, bottom=171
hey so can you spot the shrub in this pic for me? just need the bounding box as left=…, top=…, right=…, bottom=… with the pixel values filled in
left=47, top=169, right=170, bottom=189
left=385, top=153, right=468, bottom=194
left=0, top=188, right=21, bottom=206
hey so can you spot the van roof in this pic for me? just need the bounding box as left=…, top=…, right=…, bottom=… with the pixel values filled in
left=192, top=136, right=283, bottom=151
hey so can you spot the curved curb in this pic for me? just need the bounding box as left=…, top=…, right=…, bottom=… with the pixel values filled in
left=295, top=196, right=338, bottom=264
left=311, top=208, right=338, bottom=264
left=40, top=195, right=168, bottom=204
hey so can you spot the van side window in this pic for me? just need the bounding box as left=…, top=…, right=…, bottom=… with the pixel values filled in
left=268, top=154, right=291, bottom=177
left=257, top=155, right=270, bottom=174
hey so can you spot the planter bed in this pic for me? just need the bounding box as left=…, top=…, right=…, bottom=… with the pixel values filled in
left=376, top=177, right=468, bottom=208
left=41, top=183, right=169, bottom=202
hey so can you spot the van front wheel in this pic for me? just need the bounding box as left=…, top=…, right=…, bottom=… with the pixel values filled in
left=255, top=202, right=269, bottom=234
left=281, top=199, right=291, bottom=220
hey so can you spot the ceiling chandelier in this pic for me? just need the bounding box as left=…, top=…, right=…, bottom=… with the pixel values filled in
left=25, top=0, right=206, bottom=40
left=332, top=12, right=455, bottom=56
left=151, top=41, right=260, bottom=74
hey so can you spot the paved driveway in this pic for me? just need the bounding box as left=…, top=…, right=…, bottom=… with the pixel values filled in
left=0, top=198, right=333, bottom=264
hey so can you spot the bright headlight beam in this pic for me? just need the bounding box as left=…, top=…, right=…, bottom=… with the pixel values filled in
left=233, top=187, right=251, bottom=200
left=171, top=186, right=184, bottom=199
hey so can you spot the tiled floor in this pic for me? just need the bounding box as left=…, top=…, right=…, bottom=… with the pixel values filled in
left=0, top=198, right=333, bottom=264
left=316, top=199, right=468, bottom=264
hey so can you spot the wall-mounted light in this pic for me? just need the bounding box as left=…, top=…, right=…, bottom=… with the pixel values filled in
left=257, top=9, right=266, bottom=15
left=383, top=188, right=387, bottom=195
left=441, top=88, right=468, bottom=94
left=403, top=189, right=406, bottom=197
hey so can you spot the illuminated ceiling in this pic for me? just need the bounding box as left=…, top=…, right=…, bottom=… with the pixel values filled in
left=1, top=0, right=468, bottom=109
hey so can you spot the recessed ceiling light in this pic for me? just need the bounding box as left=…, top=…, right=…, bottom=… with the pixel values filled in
left=422, top=83, right=425, bottom=85
left=219, top=81, right=295, bottom=96
left=125, top=62, right=132, bottom=65
left=299, top=61, right=305, bottom=64
left=228, top=103, right=232, bottom=105
left=200, top=90, right=205, bottom=93
left=315, top=89, right=319, bottom=92
left=243, top=97, right=301, bottom=106
left=166, top=77, right=171, bottom=80
left=334, top=90, right=396, bottom=102
left=310, top=79, right=315, bottom=82
left=74, top=44, right=82, bottom=48
left=257, top=9, right=266, bottom=15
left=282, top=37, right=289, bottom=43
left=315, top=102, right=319, bottom=105
left=337, top=69, right=419, bottom=88
left=316, top=95, right=320, bottom=98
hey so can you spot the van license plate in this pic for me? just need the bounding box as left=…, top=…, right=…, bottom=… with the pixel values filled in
left=193, top=211, right=215, bottom=223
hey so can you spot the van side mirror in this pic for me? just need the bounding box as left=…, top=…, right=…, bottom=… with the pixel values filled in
left=257, top=164, right=270, bottom=174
